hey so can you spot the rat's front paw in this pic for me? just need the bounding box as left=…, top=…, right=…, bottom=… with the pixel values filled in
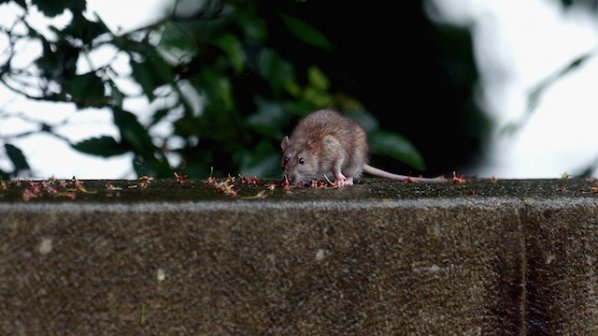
left=334, top=173, right=353, bottom=187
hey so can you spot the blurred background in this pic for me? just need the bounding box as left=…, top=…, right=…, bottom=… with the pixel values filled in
left=0, top=0, right=597, bottom=180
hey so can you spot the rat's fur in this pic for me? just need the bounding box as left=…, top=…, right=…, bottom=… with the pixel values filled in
left=281, top=109, right=446, bottom=186
left=281, top=109, right=367, bottom=186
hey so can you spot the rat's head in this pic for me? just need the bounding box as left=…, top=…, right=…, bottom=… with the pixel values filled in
left=280, top=136, right=320, bottom=184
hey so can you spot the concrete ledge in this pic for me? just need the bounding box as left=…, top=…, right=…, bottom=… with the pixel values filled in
left=0, top=179, right=596, bottom=334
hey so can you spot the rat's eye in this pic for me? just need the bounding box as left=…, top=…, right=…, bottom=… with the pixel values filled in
left=298, top=157, right=305, bottom=165
left=284, top=157, right=289, bottom=164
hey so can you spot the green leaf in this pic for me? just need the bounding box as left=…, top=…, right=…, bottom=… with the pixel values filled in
left=215, top=34, right=245, bottom=74
left=307, top=66, right=330, bottom=91
left=159, top=22, right=199, bottom=56
left=159, top=19, right=228, bottom=51
left=246, top=98, right=287, bottom=139
left=34, top=39, right=60, bottom=77
left=173, top=115, right=202, bottom=138
left=113, top=108, right=155, bottom=155
left=302, top=87, right=332, bottom=107
left=236, top=13, right=266, bottom=43
left=107, top=79, right=124, bottom=108
left=132, top=154, right=171, bottom=178
left=4, top=144, right=30, bottom=173
left=159, top=22, right=191, bottom=49
left=35, top=39, right=79, bottom=81
left=280, top=13, right=333, bottom=51
left=150, top=51, right=175, bottom=84
left=199, top=68, right=234, bottom=110
left=132, top=155, right=152, bottom=177
left=214, top=75, right=233, bottom=110
left=259, top=49, right=299, bottom=96
left=63, top=12, right=109, bottom=44
left=129, top=51, right=175, bottom=102
left=64, top=72, right=105, bottom=104
left=72, top=136, right=128, bottom=157
left=130, top=59, right=156, bottom=101
left=150, top=107, right=172, bottom=126
left=369, top=130, right=425, bottom=170
left=31, top=0, right=86, bottom=17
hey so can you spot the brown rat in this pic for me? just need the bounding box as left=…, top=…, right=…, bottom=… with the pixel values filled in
left=280, top=109, right=447, bottom=186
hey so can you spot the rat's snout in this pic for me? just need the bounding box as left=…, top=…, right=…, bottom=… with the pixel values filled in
left=284, top=173, right=300, bottom=185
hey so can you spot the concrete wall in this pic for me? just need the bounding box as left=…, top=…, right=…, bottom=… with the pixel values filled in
left=0, top=179, right=596, bottom=335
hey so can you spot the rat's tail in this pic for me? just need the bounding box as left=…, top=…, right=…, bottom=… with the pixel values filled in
left=363, top=164, right=447, bottom=183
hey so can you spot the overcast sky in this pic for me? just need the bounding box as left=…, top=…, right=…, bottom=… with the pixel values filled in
left=1, top=0, right=597, bottom=178
left=430, top=0, right=598, bottom=178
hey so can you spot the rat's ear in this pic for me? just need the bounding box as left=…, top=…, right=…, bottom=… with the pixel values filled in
left=281, top=136, right=291, bottom=150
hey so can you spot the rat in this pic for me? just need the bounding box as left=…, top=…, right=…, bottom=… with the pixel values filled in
left=280, top=109, right=447, bottom=187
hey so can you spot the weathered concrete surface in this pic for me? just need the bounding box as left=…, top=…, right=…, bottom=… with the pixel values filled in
left=0, top=178, right=596, bottom=335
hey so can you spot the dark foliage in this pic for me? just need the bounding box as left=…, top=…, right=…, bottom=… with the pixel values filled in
left=0, top=0, right=490, bottom=178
